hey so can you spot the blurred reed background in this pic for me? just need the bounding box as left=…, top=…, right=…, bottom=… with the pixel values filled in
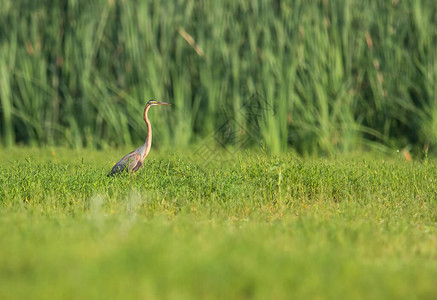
left=0, top=0, right=436, bottom=155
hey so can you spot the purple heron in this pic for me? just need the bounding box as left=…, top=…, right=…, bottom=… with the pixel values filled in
left=108, top=100, right=170, bottom=176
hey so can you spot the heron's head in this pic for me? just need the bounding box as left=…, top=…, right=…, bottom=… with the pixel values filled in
left=147, top=100, right=171, bottom=106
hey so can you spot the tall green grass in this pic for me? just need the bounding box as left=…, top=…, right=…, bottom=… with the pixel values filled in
left=0, top=0, right=436, bottom=155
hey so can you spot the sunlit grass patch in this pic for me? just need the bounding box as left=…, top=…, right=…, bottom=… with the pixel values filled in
left=0, top=148, right=436, bottom=298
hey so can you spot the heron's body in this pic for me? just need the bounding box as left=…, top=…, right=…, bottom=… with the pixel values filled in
left=108, top=100, right=170, bottom=176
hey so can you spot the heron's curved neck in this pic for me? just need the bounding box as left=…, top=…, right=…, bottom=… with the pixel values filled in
left=142, top=104, right=152, bottom=161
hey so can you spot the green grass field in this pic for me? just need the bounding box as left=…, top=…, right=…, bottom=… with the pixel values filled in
left=1, top=1, right=437, bottom=298
left=0, top=147, right=436, bottom=299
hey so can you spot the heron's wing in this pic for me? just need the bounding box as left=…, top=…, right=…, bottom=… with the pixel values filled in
left=132, top=160, right=143, bottom=172
left=109, top=152, right=141, bottom=176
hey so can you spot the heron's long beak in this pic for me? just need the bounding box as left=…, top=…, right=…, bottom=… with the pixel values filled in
left=156, top=101, right=170, bottom=105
